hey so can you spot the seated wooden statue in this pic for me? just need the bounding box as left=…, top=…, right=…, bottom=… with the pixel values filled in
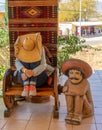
left=14, top=33, right=55, bottom=97
left=61, top=58, right=94, bottom=125
left=3, top=33, right=59, bottom=118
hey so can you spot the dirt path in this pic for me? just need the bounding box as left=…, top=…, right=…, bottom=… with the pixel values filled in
left=71, top=45, right=102, bottom=70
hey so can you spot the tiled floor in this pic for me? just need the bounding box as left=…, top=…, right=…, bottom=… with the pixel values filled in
left=0, top=70, right=102, bottom=130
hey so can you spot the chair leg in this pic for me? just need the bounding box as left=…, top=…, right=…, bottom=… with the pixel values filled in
left=53, top=94, right=60, bottom=118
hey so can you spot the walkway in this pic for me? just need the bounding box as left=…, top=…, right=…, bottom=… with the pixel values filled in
left=82, top=35, right=102, bottom=46
left=0, top=70, right=102, bottom=130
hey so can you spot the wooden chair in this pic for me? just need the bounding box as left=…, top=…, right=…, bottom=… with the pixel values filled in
left=3, top=0, right=59, bottom=117
left=3, top=45, right=59, bottom=118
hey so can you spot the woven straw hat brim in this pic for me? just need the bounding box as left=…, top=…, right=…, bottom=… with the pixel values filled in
left=14, top=33, right=42, bottom=63
left=61, top=58, right=92, bottom=78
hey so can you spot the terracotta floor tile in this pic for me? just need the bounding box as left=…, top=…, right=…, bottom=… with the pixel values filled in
left=0, top=70, right=102, bottom=130
left=1, top=119, right=28, bottom=130
left=30, top=111, right=51, bottom=121
left=26, top=121, right=49, bottom=130
left=49, top=122, right=73, bottom=130
left=72, top=124, right=96, bottom=130
left=0, top=119, right=8, bottom=129
left=10, top=112, right=32, bottom=120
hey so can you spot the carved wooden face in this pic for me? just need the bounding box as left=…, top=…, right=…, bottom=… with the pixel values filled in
left=68, top=69, right=83, bottom=84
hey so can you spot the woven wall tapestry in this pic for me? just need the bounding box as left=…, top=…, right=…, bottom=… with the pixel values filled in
left=8, top=0, right=58, bottom=67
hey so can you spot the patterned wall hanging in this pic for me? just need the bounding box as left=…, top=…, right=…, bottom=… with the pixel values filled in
left=8, top=0, right=58, bottom=67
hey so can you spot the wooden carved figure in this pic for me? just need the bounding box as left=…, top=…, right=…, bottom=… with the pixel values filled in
left=61, top=58, right=94, bottom=125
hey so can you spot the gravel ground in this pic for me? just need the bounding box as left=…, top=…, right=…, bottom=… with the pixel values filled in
left=71, top=45, right=102, bottom=71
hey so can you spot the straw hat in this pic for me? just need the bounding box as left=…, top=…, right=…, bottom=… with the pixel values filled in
left=61, top=58, right=92, bottom=78
left=14, top=33, right=42, bottom=63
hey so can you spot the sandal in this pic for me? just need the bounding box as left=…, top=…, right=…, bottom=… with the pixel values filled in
left=29, top=86, right=37, bottom=96
left=65, top=113, right=74, bottom=122
left=71, top=115, right=82, bottom=125
left=21, top=86, right=29, bottom=97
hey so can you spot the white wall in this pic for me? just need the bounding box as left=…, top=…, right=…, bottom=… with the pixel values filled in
left=59, top=23, right=72, bottom=35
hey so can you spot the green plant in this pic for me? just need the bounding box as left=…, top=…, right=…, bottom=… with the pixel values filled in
left=57, top=35, right=85, bottom=73
left=0, top=28, right=9, bottom=47
left=0, top=65, right=6, bottom=81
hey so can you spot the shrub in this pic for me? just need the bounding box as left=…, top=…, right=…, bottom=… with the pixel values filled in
left=0, top=28, right=9, bottom=47
left=57, top=35, right=85, bottom=73
left=0, top=65, right=6, bottom=81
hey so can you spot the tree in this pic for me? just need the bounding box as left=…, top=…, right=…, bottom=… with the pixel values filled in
left=5, top=0, right=8, bottom=26
left=59, top=0, right=97, bottom=22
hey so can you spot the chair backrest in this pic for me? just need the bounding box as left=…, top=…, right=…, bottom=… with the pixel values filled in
left=8, top=0, right=58, bottom=67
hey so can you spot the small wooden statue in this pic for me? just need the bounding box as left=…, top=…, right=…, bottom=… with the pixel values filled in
left=61, top=58, right=94, bottom=125
left=14, top=33, right=54, bottom=97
